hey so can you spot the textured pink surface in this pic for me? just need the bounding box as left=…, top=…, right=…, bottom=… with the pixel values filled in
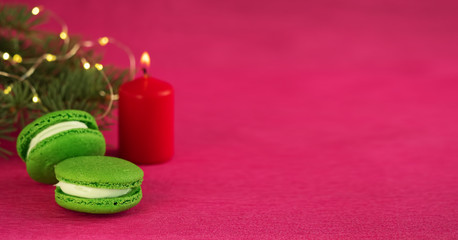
left=1, top=0, right=458, bottom=239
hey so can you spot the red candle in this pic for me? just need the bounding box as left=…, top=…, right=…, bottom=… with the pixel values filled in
left=118, top=52, right=174, bottom=164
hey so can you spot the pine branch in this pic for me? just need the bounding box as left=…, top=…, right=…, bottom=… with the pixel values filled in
left=0, top=4, right=128, bottom=158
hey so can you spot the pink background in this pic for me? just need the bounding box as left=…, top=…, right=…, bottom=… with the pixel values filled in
left=1, top=0, right=458, bottom=239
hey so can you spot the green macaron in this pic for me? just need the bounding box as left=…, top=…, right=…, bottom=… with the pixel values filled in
left=17, top=110, right=106, bottom=184
left=54, top=156, right=143, bottom=214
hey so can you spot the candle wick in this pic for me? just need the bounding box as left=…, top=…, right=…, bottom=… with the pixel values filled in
left=142, top=68, right=148, bottom=78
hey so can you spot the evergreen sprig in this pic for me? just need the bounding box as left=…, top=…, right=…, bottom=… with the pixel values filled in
left=0, top=4, right=128, bottom=158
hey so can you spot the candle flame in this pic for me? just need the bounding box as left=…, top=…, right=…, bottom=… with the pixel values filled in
left=140, top=52, right=150, bottom=69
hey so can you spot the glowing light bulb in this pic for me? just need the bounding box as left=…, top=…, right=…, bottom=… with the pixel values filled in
left=31, top=7, right=40, bottom=15
left=32, top=94, right=40, bottom=103
left=98, top=37, right=109, bottom=46
left=59, top=31, right=68, bottom=40
left=13, top=54, right=22, bottom=63
left=2, top=52, right=10, bottom=60
left=81, top=58, right=91, bottom=69
left=83, top=62, right=91, bottom=69
left=95, top=63, right=103, bottom=71
left=3, top=85, right=12, bottom=95
left=46, top=54, right=57, bottom=62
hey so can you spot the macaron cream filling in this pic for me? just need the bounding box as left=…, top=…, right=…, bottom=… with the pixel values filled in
left=55, top=181, right=131, bottom=199
left=27, top=121, right=88, bottom=157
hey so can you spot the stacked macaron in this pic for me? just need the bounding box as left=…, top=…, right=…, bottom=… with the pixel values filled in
left=55, top=156, right=143, bottom=214
left=17, top=110, right=144, bottom=214
left=17, top=110, right=106, bottom=184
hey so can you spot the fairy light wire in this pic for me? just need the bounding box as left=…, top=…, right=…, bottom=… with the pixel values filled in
left=0, top=71, right=48, bottom=111
left=104, top=38, right=136, bottom=80
left=84, top=37, right=136, bottom=79
left=21, top=54, right=47, bottom=79
left=0, top=5, right=135, bottom=120
left=97, top=69, right=115, bottom=120
left=46, top=6, right=70, bottom=49
left=0, top=51, right=27, bottom=72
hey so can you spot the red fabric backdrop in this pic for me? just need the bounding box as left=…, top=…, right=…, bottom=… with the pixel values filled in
left=1, top=0, right=458, bottom=239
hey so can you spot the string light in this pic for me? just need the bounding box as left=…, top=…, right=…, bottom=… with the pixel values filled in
left=85, top=37, right=136, bottom=79
left=95, top=63, right=103, bottom=71
left=3, top=85, right=12, bottom=95
left=0, top=6, right=136, bottom=120
left=81, top=58, right=91, bottom=69
left=12, top=54, right=22, bottom=63
left=2, top=52, right=10, bottom=60
left=35, top=6, right=70, bottom=50
left=101, top=38, right=136, bottom=79
left=31, top=7, right=40, bottom=15
left=59, top=31, right=68, bottom=40
left=45, top=54, right=57, bottom=62
left=32, top=94, right=40, bottom=103
left=98, top=37, right=109, bottom=46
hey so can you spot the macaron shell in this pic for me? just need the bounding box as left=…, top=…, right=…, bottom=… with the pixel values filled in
left=55, top=156, right=143, bottom=189
left=26, top=129, right=106, bottom=184
left=55, top=187, right=142, bottom=214
left=17, top=110, right=99, bottom=161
